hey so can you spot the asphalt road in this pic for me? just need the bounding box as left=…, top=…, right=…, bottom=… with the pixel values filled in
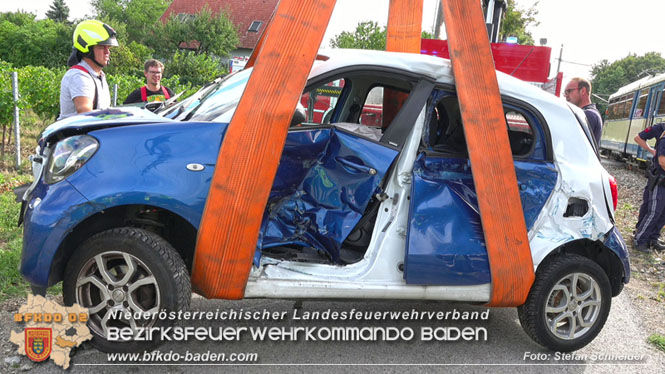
left=5, top=292, right=662, bottom=374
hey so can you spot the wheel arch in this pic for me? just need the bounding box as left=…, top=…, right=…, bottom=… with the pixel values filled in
left=536, top=239, right=625, bottom=297
left=48, top=204, right=197, bottom=286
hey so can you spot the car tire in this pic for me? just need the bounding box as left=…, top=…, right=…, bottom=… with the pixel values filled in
left=63, top=227, right=191, bottom=353
left=517, top=254, right=611, bottom=352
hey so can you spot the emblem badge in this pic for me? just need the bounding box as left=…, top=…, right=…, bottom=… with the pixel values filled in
left=25, top=328, right=52, bottom=362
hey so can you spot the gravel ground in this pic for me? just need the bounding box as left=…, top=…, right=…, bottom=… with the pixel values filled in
left=603, top=159, right=665, bottom=340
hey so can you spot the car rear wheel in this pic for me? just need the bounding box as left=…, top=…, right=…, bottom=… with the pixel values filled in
left=517, top=254, right=611, bottom=352
left=63, top=227, right=191, bottom=353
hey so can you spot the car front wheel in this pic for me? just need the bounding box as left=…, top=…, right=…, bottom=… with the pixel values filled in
left=517, top=254, right=611, bottom=352
left=63, top=227, right=191, bottom=353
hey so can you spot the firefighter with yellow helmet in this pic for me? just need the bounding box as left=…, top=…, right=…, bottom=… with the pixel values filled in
left=58, top=20, right=119, bottom=120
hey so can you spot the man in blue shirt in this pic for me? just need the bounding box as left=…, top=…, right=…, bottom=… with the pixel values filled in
left=634, top=124, right=665, bottom=252
left=564, top=77, right=603, bottom=145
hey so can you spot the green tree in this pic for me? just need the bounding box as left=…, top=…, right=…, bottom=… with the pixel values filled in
left=152, top=6, right=238, bottom=58
left=330, top=21, right=386, bottom=50
left=0, top=60, right=19, bottom=135
left=591, top=52, right=665, bottom=110
left=17, top=65, right=65, bottom=120
left=0, top=11, right=36, bottom=26
left=46, top=0, right=70, bottom=23
left=0, top=17, right=73, bottom=68
left=103, top=40, right=154, bottom=77
left=92, top=0, right=170, bottom=44
left=165, top=50, right=227, bottom=87
left=499, top=0, right=539, bottom=45
left=329, top=21, right=451, bottom=50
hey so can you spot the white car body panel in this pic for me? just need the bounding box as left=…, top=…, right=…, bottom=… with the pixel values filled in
left=231, top=49, right=615, bottom=301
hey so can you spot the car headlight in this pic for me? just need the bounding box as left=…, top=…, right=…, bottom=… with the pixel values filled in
left=44, top=135, right=98, bottom=184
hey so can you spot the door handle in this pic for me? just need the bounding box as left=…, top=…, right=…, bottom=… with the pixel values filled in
left=335, top=157, right=377, bottom=175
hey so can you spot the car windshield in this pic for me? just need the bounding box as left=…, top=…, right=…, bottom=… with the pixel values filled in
left=157, top=68, right=252, bottom=122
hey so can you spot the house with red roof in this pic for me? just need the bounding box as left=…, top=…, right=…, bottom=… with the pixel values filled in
left=161, top=0, right=278, bottom=69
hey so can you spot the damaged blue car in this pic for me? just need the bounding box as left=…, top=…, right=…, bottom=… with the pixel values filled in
left=18, top=49, right=629, bottom=353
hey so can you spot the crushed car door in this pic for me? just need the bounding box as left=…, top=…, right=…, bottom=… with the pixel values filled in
left=254, top=75, right=433, bottom=265
left=405, top=91, right=558, bottom=285
left=257, top=127, right=399, bottom=264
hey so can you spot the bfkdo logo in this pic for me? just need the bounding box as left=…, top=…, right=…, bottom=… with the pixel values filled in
left=10, top=295, right=93, bottom=369
left=25, top=328, right=52, bottom=362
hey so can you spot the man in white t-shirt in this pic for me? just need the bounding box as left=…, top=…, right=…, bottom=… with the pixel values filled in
left=58, top=20, right=118, bottom=120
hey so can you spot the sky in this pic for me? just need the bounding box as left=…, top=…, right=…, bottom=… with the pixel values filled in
left=2, top=0, right=665, bottom=97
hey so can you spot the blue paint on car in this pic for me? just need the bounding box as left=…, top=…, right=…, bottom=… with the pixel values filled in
left=404, top=154, right=558, bottom=285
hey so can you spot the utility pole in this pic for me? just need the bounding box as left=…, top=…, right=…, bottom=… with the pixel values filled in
left=12, top=72, right=21, bottom=168
left=433, top=0, right=443, bottom=38
left=556, top=44, right=563, bottom=76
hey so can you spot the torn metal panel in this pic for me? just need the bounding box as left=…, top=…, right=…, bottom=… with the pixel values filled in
left=527, top=105, right=617, bottom=268
left=265, top=129, right=331, bottom=202
left=250, top=108, right=429, bottom=289
left=257, top=128, right=399, bottom=263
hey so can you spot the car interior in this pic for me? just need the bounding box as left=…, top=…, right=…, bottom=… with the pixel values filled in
left=261, top=72, right=415, bottom=265
left=261, top=75, right=536, bottom=266
left=423, top=94, right=535, bottom=157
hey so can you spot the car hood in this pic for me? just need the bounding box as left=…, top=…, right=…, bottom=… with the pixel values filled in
left=40, top=107, right=172, bottom=146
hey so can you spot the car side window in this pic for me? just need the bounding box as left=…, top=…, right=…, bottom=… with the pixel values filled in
left=505, top=111, right=534, bottom=156
left=295, top=72, right=419, bottom=147
left=298, top=79, right=345, bottom=125
left=425, top=94, right=537, bottom=157
left=360, top=86, right=383, bottom=126
left=359, top=86, right=408, bottom=128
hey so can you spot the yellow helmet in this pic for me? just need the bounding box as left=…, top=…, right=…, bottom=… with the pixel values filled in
left=73, top=20, right=118, bottom=54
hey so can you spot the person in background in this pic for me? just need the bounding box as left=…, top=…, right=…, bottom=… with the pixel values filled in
left=633, top=126, right=665, bottom=252
left=123, top=59, right=174, bottom=104
left=564, top=77, right=603, bottom=145
left=58, top=20, right=118, bottom=120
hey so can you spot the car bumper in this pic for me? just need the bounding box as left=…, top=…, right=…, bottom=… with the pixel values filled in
left=20, top=180, right=94, bottom=287
left=603, top=226, right=630, bottom=284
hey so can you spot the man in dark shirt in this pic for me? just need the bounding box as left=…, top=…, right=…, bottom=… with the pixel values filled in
left=634, top=124, right=665, bottom=252
left=124, top=59, right=174, bottom=104
left=564, top=77, right=603, bottom=145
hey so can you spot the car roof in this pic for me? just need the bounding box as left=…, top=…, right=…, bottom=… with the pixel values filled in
left=314, top=48, right=558, bottom=107
left=314, top=48, right=454, bottom=82
left=313, top=49, right=597, bottom=168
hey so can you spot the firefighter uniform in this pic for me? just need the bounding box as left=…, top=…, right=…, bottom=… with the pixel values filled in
left=634, top=124, right=665, bottom=251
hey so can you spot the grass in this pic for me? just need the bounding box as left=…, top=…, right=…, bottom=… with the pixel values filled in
left=0, top=172, right=32, bottom=300
left=618, top=202, right=634, bottom=213
left=648, top=334, right=665, bottom=352
left=0, top=111, right=56, bottom=301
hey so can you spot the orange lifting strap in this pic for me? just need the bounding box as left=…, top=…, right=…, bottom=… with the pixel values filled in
left=441, top=0, right=534, bottom=306
left=386, top=0, right=424, bottom=53
left=191, top=0, right=337, bottom=299
left=383, top=0, right=424, bottom=125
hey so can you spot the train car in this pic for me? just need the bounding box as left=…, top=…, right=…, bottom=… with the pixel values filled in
left=601, top=72, right=665, bottom=164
